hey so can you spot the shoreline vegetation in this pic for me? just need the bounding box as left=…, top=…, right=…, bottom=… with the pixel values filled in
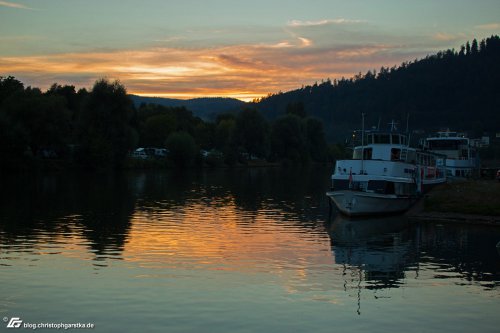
left=407, top=179, right=500, bottom=225
left=0, top=77, right=346, bottom=173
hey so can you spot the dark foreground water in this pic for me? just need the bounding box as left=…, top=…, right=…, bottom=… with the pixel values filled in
left=1, top=167, right=499, bottom=332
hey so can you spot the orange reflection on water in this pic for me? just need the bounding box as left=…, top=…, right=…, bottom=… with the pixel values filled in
left=123, top=197, right=333, bottom=277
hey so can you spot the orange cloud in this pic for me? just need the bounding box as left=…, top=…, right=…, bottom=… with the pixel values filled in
left=432, top=32, right=466, bottom=42
left=334, top=45, right=390, bottom=59
left=287, top=18, right=365, bottom=27
left=0, top=36, right=429, bottom=101
left=0, top=0, right=34, bottom=9
left=475, top=23, right=500, bottom=30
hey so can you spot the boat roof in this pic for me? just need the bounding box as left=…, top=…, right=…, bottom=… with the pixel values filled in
left=427, top=130, right=468, bottom=139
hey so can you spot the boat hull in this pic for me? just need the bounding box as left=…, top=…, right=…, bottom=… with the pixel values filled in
left=326, top=190, right=414, bottom=217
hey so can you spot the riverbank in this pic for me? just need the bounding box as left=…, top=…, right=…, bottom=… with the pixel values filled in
left=407, top=179, right=500, bottom=226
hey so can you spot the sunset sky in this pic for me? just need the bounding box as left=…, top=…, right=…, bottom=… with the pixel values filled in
left=1, top=0, right=499, bottom=101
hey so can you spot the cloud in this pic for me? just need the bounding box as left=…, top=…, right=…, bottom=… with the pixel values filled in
left=267, top=40, right=293, bottom=48
left=475, top=23, right=500, bottom=30
left=287, top=18, right=365, bottom=27
left=0, top=25, right=444, bottom=101
left=217, top=54, right=261, bottom=69
left=0, top=1, right=35, bottom=10
left=0, top=41, right=428, bottom=101
left=298, top=37, right=312, bottom=47
left=334, top=45, right=391, bottom=59
left=432, top=32, right=466, bottom=42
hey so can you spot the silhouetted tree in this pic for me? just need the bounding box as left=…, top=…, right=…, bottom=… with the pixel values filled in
left=234, top=108, right=270, bottom=159
left=77, top=79, right=137, bottom=169
left=214, top=115, right=237, bottom=165
left=286, top=101, right=306, bottom=118
left=165, top=131, right=198, bottom=167
left=194, top=121, right=214, bottom=150
left=471, top=38, right=479, bottom=54
left=0, top=76, right=24, bottom=103
left=459, top=45, right=466, bottom=56
left=1, top=85, right=70, bottom=157
left=141, top=113, right=176, bottom=147
left=0, top=112, right=29, bottom=159
left=305, top=117, right=328, bottom=162
left=270, top=114, right=307, bottom=163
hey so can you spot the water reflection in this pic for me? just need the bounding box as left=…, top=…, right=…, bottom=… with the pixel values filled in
left=0, top=173, right=135, bottom=264
left=0, top=168, right=499, bottom=331
left=413, top=222, right=500, bottom=290
left=328, top=214, right=500, bottom=290
left=325, top=213, right=500, bottom=314
left=0, top=167, right=331, bottom=268
left=329, top=215, right=413, bottom=288
left=327, top=215, right=415, bottom=314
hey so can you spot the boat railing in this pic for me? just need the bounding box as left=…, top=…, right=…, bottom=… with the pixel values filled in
left=334, top=159, right=416, bottom=178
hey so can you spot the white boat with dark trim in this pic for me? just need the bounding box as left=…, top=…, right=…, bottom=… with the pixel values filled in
left=422, top=130, right=480, bottom=178
left=326, top=122, right=446, bottom=216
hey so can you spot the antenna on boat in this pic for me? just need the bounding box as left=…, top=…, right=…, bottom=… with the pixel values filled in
left=361, top=113, right=365, bottom=174
left=406, top=113, right=410, bottom=134
left=406, top=113, right=411, bottom=146
left=389, top=120, right=398, bottom=131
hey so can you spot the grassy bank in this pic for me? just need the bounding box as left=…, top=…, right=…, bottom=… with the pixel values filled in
left=424, top=180, right=500, bottom=216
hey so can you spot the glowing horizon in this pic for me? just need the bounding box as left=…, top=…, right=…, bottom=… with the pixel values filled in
left=1, top=1, right=499, bottom=101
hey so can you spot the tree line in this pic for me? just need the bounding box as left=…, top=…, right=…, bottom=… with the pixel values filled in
left=254, top=35, right=500, bottom=142
left=0, top=77, right=338, bottom=171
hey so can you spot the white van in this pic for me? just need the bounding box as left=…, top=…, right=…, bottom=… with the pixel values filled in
left=132, top=148, right=148, bottom=159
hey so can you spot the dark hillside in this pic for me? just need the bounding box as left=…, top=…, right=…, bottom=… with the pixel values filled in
left=254, top=35, right=500, bottom=142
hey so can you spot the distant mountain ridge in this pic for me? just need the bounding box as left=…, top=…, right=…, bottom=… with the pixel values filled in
left=130, top=95, right=246, bottom=121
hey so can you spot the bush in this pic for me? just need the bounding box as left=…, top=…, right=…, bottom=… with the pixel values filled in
left=165, top=131, right=198, bottom=168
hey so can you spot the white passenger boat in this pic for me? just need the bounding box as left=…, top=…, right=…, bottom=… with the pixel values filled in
left=326, top=121, right=446, bottom=216
left=422, top=130, right=480, bottom=178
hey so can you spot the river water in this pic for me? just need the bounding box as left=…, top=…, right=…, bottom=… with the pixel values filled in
left=0, top=167, right=499, bottom=332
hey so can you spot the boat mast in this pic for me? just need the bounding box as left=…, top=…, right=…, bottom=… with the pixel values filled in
left=406, top=113, right=410, bottom=147
left=361, top=113, right=365, bottom=174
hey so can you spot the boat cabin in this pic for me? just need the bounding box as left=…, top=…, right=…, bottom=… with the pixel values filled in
left=422, top=130, right=479, bottom=177
left=367, top=133, right=408, bottom=145
left=352, top=132, right=417, bottom=163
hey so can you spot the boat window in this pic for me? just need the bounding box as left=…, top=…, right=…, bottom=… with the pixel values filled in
left=401, top=136, right=406, bottom=145
left=428, top=140, right=460, bottom=150
left=391, top=148, right=401, bottom=161
left=353, top=147, right=372, bottom=159
left=391, top=134, right=400, bottom=144
left=374, top=134, right=391, bottom=144
left=385, top=182, right=395, bottom=194
left=406, top=150, right=416, bottom=163
left=353, top=148, right=362, bottom=159
left=364, top=148, right=372, bottom=160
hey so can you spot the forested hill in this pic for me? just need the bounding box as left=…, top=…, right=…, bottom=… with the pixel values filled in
left=130, top=95, right=246, bottom=121
left=254, top=35, right=500, bottom=142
